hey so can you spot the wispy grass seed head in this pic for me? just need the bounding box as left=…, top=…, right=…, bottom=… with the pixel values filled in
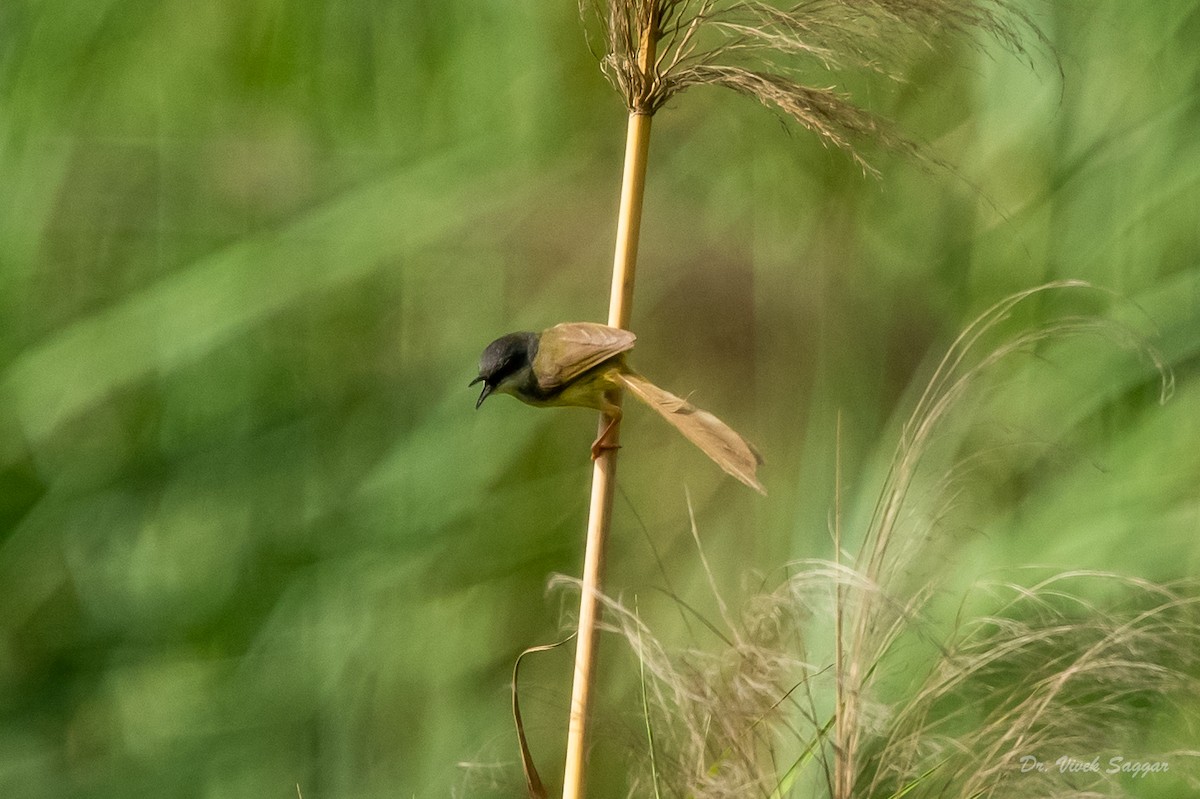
left=541, top=284, right=1193, bottom=799
left=579, top=0, right=1051, bottom=172
left=583, top=562, right=1200, bottom=799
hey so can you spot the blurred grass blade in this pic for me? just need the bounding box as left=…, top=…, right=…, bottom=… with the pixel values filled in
left=0, top=146, right=512, bottom=445
left=881, top=758, right=947, bottom=799
left=635, top=598, right=663, bottom=799
left=767, top=715, right=834, bottom=799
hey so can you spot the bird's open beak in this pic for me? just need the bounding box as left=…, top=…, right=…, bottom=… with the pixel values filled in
left=469, top=376, right=493, bottom=409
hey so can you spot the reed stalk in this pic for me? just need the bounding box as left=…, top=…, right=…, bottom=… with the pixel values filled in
left=561, top=19, right=659, bottom=799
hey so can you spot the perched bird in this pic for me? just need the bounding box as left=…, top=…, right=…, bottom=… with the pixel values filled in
left=470, top=322, right=764, bottom=494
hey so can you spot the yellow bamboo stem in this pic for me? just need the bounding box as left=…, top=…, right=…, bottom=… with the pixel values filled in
left=561, top=27, right=657, bottom=799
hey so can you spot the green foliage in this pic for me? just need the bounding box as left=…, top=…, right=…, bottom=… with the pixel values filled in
left=0, top=1, right=1197, bottom=797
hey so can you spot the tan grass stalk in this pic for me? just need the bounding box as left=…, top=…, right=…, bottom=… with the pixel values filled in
left=833, top=411, right=848, bottom=799
left=562, top=16, right=660, bottom=799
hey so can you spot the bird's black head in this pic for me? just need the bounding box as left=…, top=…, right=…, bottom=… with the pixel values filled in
left=469, top=331, right=538, bottom=409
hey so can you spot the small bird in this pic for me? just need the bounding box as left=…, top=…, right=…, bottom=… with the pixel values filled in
left=470, top=322, right=764, bottom=494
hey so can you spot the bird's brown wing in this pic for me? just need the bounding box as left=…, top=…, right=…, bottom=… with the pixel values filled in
left=533, top=323, right=636, bottom=391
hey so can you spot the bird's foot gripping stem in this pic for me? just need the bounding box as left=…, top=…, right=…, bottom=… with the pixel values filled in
left=590, top=413, right=621, bottom=461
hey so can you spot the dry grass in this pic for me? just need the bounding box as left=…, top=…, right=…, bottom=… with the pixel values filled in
left=579, top=0, right=1052, bottom=172
left=584, top=569, right=1200, bottom=799
left=542, top=284, right=1196, bottom=798
left=859, top=571, right=1200, bottom=798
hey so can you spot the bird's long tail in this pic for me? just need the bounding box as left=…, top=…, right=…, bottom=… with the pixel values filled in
left=614, top=371, right=765, bottom=495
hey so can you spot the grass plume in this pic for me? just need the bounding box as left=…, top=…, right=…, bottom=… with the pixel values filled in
left=580, top=0, right=1051, bottom=172
left=587, top=569, right=1200, bottom=798
left=542, top=284, right=1195, bottom=798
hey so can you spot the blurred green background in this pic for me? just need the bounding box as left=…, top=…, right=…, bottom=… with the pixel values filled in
left=1, top=1, right=1198, bottom=797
